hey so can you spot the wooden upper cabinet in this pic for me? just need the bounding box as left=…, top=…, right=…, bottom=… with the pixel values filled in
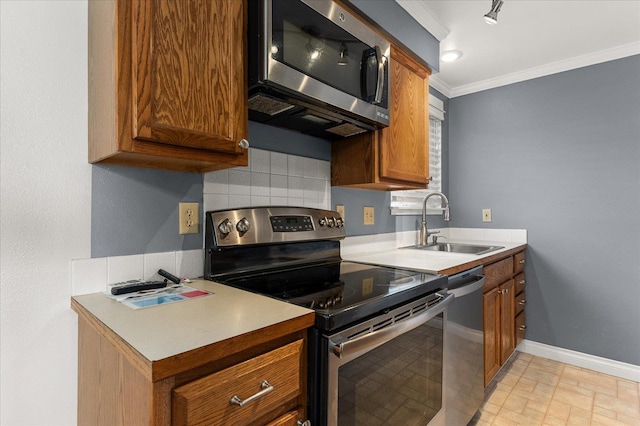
left=89, top=0, right=248, bottom=173
left=332, top=44, right=431, bottom=190
left=378, top=46, right=430, bottom=184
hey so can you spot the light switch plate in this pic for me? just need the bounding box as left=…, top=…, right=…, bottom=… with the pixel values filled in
left=336, top=204, right=345, bottom=220
left=482, top=209, right=492, bottom=222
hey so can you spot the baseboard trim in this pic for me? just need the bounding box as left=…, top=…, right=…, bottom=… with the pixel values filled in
left=518, top=340, right=640, bottom=382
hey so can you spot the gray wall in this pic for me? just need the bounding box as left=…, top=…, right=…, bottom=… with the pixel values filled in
left=345, top=0, right=439, bottom=72
left=91, top=166, right=204, bottom=257
left=448, top=55, right=640, bottom=365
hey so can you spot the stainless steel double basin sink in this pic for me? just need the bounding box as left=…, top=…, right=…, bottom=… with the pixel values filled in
left=404, top=242, right=504, bottom=255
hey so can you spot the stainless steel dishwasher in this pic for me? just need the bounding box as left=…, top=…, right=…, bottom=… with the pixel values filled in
left=445, top=266, right=485, bottom=426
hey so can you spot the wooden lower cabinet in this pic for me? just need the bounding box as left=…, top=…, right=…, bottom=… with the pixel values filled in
left=75, top=310, right=310, bottom=425
left=483, top=250, right=526, bottom=386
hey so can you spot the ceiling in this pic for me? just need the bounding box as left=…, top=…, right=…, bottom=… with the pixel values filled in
left=396, top=0, right=640, bottom=98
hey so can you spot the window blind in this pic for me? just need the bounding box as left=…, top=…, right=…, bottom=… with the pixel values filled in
left=390, top=95, right=445, bottom=215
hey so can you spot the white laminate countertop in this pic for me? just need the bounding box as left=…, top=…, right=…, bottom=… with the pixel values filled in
left=343, top=240, right=527, bottom=275
left=72, top=279, right=313, bottom=362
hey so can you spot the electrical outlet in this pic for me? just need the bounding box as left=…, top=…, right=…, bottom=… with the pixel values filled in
left=363, top=206, right=374, bottom=225
left=336, top=204, right=345, bottom=220
left=179, top=202, right=199, bottom=234
left=482, top=209, right=492, bottom=223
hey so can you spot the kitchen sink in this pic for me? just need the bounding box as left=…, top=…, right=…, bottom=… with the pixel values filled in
left=405, top=242, right=504, bottom=255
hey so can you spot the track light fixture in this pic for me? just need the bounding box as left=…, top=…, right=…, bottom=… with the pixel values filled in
left=484, top=0, right=504, bottom=25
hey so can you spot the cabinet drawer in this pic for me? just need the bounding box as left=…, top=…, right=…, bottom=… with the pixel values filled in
left=172, top=339, right=303, bottom=425
left=265, top=409, right=306, bottom=426
left=515, top=290, right=526, bottom=315
left=515, top=273, right=526, bottom=294
left=483, top=257, right=514, bottom=291
left=514, top=251, right=526, bottom=274
left=515, top=311, right=526, bottom=346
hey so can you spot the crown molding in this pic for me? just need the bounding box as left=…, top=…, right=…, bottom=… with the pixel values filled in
left=448, top=42, right=640, bottom=98
left=428, top=75, right=453, bottom=99
left=395, top=0, right=450, bottom=41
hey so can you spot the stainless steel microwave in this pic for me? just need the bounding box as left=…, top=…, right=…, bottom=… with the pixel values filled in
left=248, top=0, right=390, bottom=139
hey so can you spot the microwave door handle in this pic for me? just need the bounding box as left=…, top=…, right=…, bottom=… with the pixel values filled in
left=331, top=292, right=454, bottom=359
left=374, top=45, right=385, bottom=105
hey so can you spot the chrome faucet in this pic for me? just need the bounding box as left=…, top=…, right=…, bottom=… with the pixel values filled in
left=419, top=192, right=451, bottom=246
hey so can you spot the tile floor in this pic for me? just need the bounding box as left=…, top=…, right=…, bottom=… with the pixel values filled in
left=470, top=352, right=640, bottom=425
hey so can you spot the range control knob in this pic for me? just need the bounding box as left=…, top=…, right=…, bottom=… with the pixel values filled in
left=336, top=218, right=344, bottom=228
left=236, top=217, right=250, bottom=233
left=319, top=217, right=328, bottom=227
left=327, top=217, right=336, bottom=228
left=217, top=219, right=233, bottom=236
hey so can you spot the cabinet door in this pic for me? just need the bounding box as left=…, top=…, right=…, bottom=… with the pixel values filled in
left=378, top=46, right=430, bottom=185
left=132, top=0, right=246, bottom=153
left=499, top=280, right=515, bottom=365
left=483, top=286, right=501, bottom=386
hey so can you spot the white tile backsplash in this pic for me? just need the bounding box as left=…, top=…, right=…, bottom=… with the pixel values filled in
left=143, top=251, right=176, bottom=281
left=250, top=172, right=270, bottom=197
left=228, top=170, right=251, bottom=195
left=203, top=169, right=228, bottom=194
left=229, top=194, right=251, bottom=208
left=270, top=152, right=288, bottom=175
left=250, top=148, right=271, bottom=173
left=176, top=249, right=204, bottom=279
left=71, top=257, right=107, bottom=296
left=71, top=249, right=205, bottom=296
left=270, top=174, right=288, bottom=197
left=203, top=193, right=229, bottom=213
left=204, top=148, right=330, bottom=211
left=288, top=176, right=304, bottom=199
left=287, top=155, right=305, bottom=177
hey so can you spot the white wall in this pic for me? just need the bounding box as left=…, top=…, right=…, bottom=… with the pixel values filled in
left=1, top=1, right=90, bottom=424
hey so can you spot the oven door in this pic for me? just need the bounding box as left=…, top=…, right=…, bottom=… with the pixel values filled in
left=324, top=292, right=453, bottom=426
left=262, top=0, right=390, bottom=126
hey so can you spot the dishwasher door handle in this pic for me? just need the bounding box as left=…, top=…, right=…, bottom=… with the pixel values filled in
left=449, top=275, right=485, bottom=298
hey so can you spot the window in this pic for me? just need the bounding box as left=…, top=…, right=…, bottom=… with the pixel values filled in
left=390, top=95, right=445, bottom=215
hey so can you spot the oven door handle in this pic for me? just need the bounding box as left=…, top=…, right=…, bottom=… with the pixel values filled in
left=331, top=292, right=454, bottom=359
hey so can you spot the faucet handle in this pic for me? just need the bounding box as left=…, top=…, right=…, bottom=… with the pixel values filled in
left=432, top=235, right=447, bottom=244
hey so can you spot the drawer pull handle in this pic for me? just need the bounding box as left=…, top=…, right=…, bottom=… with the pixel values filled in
left=519, top=280, right=526, bottom=285
left=519, top=325, right=527, bottom=331
left=519, top=300, right=526, bottom=305
left=519, top=259, right=525, bottom=264
left=229, top=380, right=274, bottom=407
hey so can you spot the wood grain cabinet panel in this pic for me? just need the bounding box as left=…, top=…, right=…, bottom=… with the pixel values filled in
left=483, top=257, right=514, bottom=291
left=172, top=340, right=303, bottom=425
left=514, top=251, right=526, bottom=274
left=515, top=312, right=526, bottom=346
left=331, top=44, right=431, bottom=190
left=89, top=0, right=248, bottom=172
left=483, top=287, right=501, bottom=385
left=482, top=250, right=526, bottom=386
left=515, top=272, right=526, bottom=294
left=499, top=279, right=515, bottom=365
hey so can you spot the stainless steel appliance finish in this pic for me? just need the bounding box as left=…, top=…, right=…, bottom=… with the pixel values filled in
left=326, top=292, right=453, bottom=426
left=204, top=206, right=449, bottom=425
left=248, top=0, right=390, bottom=139
left=445, top=266, right=486, bottom=426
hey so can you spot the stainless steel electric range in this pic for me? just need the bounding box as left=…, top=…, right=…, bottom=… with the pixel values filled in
left=205, top=207, right=451, bottom=426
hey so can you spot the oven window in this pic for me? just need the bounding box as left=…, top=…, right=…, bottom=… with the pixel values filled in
left=337, top=314, right=443, bottom=425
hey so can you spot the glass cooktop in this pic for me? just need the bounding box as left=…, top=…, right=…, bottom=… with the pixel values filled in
left=216, top=261, right=446, bottom=331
